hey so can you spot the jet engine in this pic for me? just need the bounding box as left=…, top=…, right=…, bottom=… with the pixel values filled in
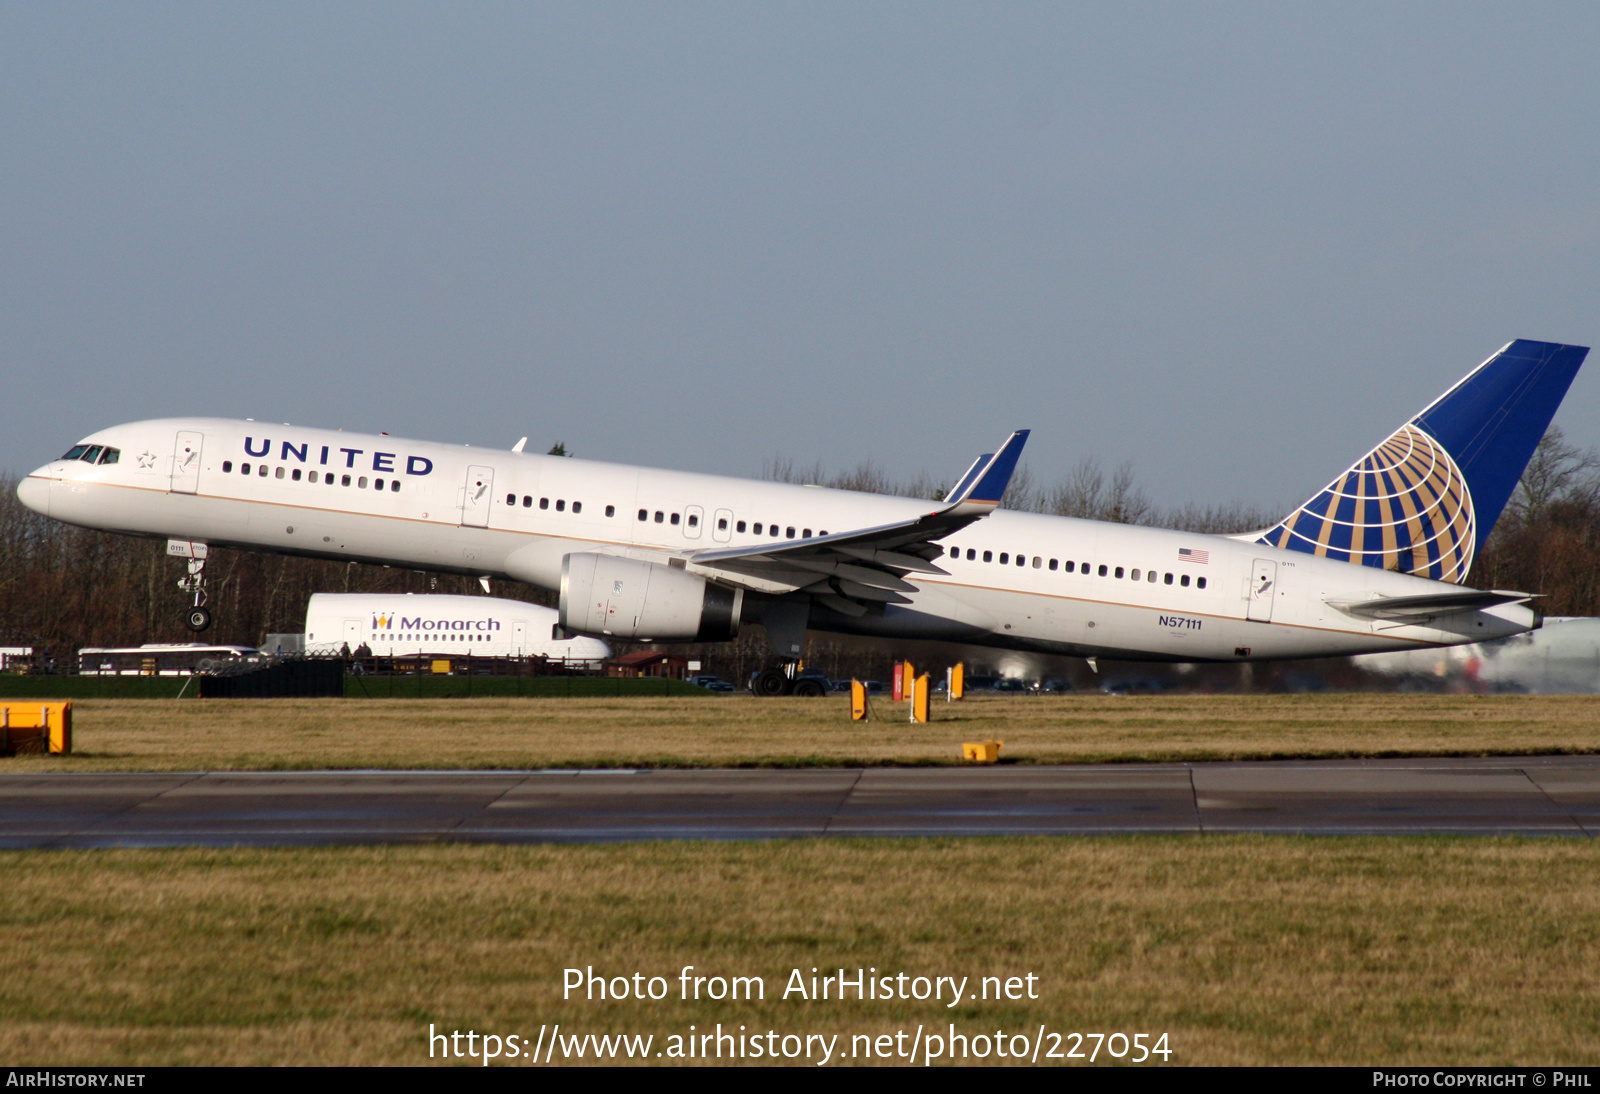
left=559, top=553, right=742, bottom=642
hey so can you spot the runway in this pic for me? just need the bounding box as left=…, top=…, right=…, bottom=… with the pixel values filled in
left=3, top=754, right=1599, bottom=847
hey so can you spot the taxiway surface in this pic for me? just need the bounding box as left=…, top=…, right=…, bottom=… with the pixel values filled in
left=3, top=755, right=1598, bottom=846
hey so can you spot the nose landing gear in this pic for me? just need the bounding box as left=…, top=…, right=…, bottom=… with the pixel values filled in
left=180, top=559, right=212, bottom=632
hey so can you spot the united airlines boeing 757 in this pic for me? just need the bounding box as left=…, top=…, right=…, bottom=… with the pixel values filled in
left=16, top=339, right=1587, bottom=694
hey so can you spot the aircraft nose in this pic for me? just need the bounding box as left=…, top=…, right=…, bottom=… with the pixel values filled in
left=16, top=474, right=50, bottom=517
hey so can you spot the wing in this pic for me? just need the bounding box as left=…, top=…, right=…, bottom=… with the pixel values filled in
left=1327, top=588, right=1536, bottom=621
left=686, top=430, right=1029, bottom=616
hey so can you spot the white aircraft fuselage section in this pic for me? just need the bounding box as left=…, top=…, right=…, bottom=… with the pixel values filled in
left=19, top=416, right=1537, bottom=663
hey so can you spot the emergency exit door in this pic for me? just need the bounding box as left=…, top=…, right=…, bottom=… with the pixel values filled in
left=462, top=465, right=494, bottom=528
left=1247, top=559, right=1277, bottom=622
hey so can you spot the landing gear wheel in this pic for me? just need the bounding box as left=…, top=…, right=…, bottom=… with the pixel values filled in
left=184, top=607, right=212, bottom=632
left=792, top=678, right=827, bottom=698
left=753, top=668, right=793, bottom=697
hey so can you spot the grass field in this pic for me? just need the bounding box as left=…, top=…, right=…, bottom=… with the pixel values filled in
left=6, top=692, right=1600, bottom=771
left=1, top=838, right=1597, bottom=1066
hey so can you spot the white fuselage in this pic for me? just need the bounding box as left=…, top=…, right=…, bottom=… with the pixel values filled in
left=19, top=418, right=1539, bottom=662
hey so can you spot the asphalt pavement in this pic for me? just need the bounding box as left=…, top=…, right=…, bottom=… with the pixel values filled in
left=3, top=755, right=1598, bottom=846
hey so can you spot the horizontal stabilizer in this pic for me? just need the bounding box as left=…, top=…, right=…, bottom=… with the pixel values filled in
left=1328, top=589, right=1535, bottom=621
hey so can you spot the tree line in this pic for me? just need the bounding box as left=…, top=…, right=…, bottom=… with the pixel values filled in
left=2, top=429, right=1597, bottom=667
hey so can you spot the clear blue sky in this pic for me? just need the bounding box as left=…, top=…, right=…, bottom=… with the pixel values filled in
left=4, top=2, right=1597, bottom=513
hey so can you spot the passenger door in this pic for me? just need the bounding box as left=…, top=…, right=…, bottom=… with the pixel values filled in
left=684, top=504, right=704, bottom=540
left=171, top=431, right=203, bottom=494
left=713, top=508, right=734, bottom=543
left=1247, top=559, right=1277, bottom=623
left=461, top=465, right=494, bottom=528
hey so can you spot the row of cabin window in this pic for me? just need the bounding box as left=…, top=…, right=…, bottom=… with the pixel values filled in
left=221, top=460, right=401, bottom=492
left=61, top=445, right=120, bottom=465
left=505, top=493, right=615, bottom=518
left=949, top=546, right=1207, bottom=589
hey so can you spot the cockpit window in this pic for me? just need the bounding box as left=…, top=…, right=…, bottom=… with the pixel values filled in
left=81, top=446, right=103, bottom=464
left=62, top=445, right=89, bottom=461
left=98, top=447, right=119, bottom=464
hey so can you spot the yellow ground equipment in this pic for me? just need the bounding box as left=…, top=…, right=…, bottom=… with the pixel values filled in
left=850, top=679, right=869, bottom=721
left=909, top=673, right=931, bottom=724
left=0, top=701, right=72, bottom=755
left=961, top=740, right=1003, bottom=764
left=950, top=663, right=964, bottom=700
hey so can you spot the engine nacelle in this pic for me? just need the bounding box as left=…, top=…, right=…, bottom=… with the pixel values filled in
left=559, top=553, right=742, bottom=642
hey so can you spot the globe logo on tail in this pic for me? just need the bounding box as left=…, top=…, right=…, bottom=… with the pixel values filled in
left=1258, top=423, right=1475, bottom=584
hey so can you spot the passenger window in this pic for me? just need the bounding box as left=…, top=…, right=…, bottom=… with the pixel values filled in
left=770, top=525, right=779, bottom=537
left=670, top=513, right=680, bottom=525
left=326, top=475, right=335, bottom=486
left=687, top=514, right=697, bottom=527
left=1098, top=564, right=1108, bottom=577
left=638, top=509, right=648, bottom=521
left=82, top=446, right=103, bottom=463
left=506, top=493, right=515, bottom=505
left=753, top=523, right=762, bottom=534
left=556, top=500, right=565, bottom=512
left=606, top=505, right=615, bottom=517
left=390, top=481, right=400, bottom=492
left=737, top=521, right=747, bottom=533
left=718, top=518, right=728, bottom=531
left=308, top=470, right=317, bottom=483
left=802, top=528, right=811, bottom=538
left=241, top=463, right=251, bottom=475
left=1064, top=561, right=1074, bottom=573
left=358, top=476, right=367, bottom=488
left=655, top=511, right=664, bottom=523
left=522, top=496, right=532, bottom=508
left=341, top=474, right=351, bottom=486
left=785, top=526, right=795, bottom=538
left=983, top=551, right=992, bottom=562
left=1048, top=559, right=1058, bottom=571
left=967, top=549, right=976, bottom=560
left=541, top=498, right=550, bottom=510
left=292, top=469, right=302, bottom=482
left=1148, top=570, right=1157, bottom=583
left=1164, top=573, right=1173, bottom=585
left=999, top=553, right=1009, bottom=564
left=1197, top=577, right=1207, bottom=589
left=276, top=467, right=286, bottom=480
left=373, top=478, right=383, bottom=490
left=1016, top=554, right=1025, bottom=567
left=1130, top=568, right=1140, bottom=581
left=1181, top=574, right=1191, bottom=587
left=99, top=448, right=119, bottom=464
left=1032, top=556, right=1041, bottom=568
left=1115, top=566, right=1124, bottom=579
left=223, top=461, right=233, bottom=473
left=573, top=501, right=582, bottom=514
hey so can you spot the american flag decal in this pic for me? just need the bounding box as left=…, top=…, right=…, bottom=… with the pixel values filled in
left=1178, top=548, right=1210, bottom=565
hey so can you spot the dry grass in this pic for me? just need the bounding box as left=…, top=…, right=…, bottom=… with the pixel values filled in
left=8, top=693, right=1600, bottom=771
left=1, top=838, right=1597, bottom=1065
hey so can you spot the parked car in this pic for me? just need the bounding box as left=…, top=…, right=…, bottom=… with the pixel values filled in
left=688, top=675, right=735, bottom=692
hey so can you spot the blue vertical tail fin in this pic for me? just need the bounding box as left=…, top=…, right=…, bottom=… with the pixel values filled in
left=1253, top=339, right=1588, bottom=583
